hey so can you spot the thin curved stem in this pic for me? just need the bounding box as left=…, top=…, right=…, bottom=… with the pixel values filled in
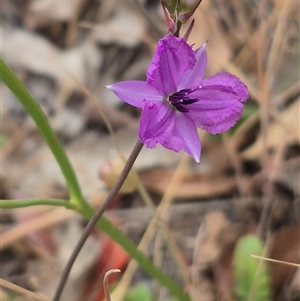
left=52, top=140, right=144, bottom=301
left=83, top=212, right=189, bottom=301
left=1, top=59, right=190, bottom=301
left=0, top=59, right=85, bottom=208
left=0, top=198, right=76, bottom=210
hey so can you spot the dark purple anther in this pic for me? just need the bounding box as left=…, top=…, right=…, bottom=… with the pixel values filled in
left=169, top=89, right=198, bottom=112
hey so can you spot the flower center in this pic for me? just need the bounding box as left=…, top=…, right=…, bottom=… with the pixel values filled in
left=168, top=89, right=198, bottom=113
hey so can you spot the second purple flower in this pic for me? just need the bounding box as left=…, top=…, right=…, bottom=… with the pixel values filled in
left=107, top=35, right=249, bottom=163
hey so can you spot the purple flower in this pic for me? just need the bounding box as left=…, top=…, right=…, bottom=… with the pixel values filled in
left=106, top=35, right=249, bottom=163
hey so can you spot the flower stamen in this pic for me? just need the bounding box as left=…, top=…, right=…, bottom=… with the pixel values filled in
left=168, top=89, right=198, bottom=112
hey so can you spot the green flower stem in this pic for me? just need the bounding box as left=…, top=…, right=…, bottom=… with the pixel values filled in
left=0, top=58, right=84, bottom=208
left=0, top=198, right=76, bottom=209
left=79, top=205, right=190, bottom=301
left=1, top=58, right=189, bottom=301
left=53, top=140, right=189, bottom=301
left=52, top=140, right=144, bottom=301
left=0, top=197, right=189, bottom=300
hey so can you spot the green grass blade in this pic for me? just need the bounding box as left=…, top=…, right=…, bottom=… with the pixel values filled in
left=0, top=58, right=84, bottom=207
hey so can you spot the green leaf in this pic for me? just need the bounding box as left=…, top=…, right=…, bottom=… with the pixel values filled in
left=124, top=284, right=153, bottom=301
left=233, top=235, right=271, bottom=301
left=0, top=134, right=8, bottom=147
left=166, top=297, right=180, bottom=301
left=0, top=58, right=84, bottom=207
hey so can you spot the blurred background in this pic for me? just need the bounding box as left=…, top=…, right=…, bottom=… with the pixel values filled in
left=1, top=0, right=299, bottom=300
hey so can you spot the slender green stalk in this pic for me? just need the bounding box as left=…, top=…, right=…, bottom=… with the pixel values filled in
left=1, top=58, right=189, bottom=301
left=83, top=209, right=190, bottom=301
left=0, top=59, right=84, bottom=208
left=0, top=198, right=76, bottom=210
left=1, top=198, right=189, bottom=300
left=53, top=141, right=189, bottom=301
left=53, top=140, right=143, bottom=301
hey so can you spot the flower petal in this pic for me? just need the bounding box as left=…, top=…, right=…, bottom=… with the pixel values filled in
left=174, top=114, right=201, bottom=163
left=178, top=43, right=207, bottom=90
left=106, top=81, right=163, bottom=108
left=186, top=85, right=244, bottom=134
left=138, top=101, right=184, bottom=152
left=201, top=72, right=249, bottom=102
left=146, top=35, right=196, bottom=96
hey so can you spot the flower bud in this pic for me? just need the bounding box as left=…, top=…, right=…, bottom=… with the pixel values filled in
left=161, top=0, right=178, bottom=34
left=161, top=0, right=202, bottom=33
left=178, top=0, right=202, bottom=23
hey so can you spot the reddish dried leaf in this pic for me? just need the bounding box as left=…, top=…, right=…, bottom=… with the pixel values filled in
left=268, top=223, right=300, bottom=295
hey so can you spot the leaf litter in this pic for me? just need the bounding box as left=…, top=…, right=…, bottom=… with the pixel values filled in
left=1, top=0, right=299, bottom=300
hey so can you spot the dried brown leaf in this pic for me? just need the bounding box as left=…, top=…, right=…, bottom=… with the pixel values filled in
left=242, top=100, right=300, bottom=160
left=91, top=2, right=146, bottom=47
left=24, top=0, right=83, bottom=29
left=2, top=26, right=102, bottom=89
left=268, top=223, right=300, bottom=295
left=140, top=170, right=236, bottom=199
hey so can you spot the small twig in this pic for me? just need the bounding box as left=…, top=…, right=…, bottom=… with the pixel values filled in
left=104, top=269, right=121, bottom=301
left=52, top=140, right=143, bottom=301
left=251, top=255, right=300, bottom=268
left=0, top=278, right=50, bottom=301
